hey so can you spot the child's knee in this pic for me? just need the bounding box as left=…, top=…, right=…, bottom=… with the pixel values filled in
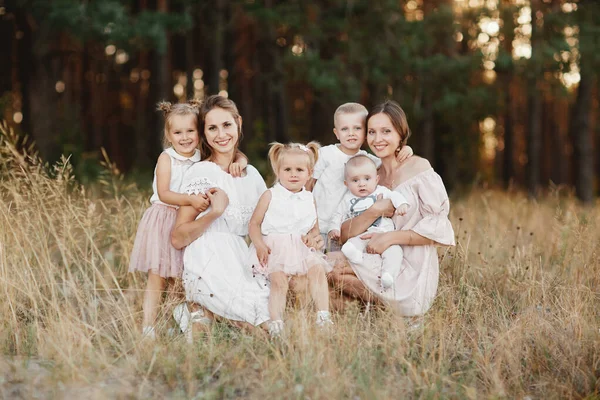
left=270, top=273, right=289, bottom=291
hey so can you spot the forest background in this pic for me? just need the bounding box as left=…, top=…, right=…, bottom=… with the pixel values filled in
left=2, top=0, right=600, bottom=200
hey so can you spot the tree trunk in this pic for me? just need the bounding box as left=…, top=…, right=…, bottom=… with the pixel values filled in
left=14, top=8, right=33, bottom=137
left=229, top=5, right=257, bottom=152
left=185, top=3, right=195, bottom=100
left=207, top=0, right=226, bottom=95
left=0, top=12, right=12, bottom=96
left=526, top=0, right=542, bottom=197
left=571, top=62, right=594, bottom=203
left=153, top=0, right=170, bottom=151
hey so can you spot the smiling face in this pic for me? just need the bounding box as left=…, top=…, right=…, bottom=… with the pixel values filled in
left=203, top=107, right=240, bottom=158
left=166, top=114, right=200, bottom=157
left=277, top=152, right=312, bottom=193
left=345, top=161, right=379, bottom=197
left=334, top=112, right=366, bottom=155
left=367, top=112, right=402, bottom=159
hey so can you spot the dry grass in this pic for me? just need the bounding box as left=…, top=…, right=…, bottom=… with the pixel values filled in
left=0, top=122, right=598, bottom=399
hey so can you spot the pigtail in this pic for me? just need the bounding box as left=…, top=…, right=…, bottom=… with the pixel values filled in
left=187, top=98, right=202, bottom=109
left=268, top=142, right=285, bottom=175
left=157, top=101, right=173, bottom=115
left=305, top=141, right=321, bottom=168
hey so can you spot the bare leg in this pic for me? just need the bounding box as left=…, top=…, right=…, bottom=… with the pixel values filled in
left=327, top=252, right=379, bottom=303
left=268, top=271, right=289, bottom=321
left=142, top=272, right=166, bottom=327
left=307, top=265, right=329, bottom=311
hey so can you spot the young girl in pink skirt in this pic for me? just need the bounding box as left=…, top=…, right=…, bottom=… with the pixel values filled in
left=129, top=100, right=246, bottom=339
left=248, top=142, right=333, bottom=337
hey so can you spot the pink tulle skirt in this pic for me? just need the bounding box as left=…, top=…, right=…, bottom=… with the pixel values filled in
left=129, top=203, right=183, bottom=278
left=248, top=233, right=332, bottom=276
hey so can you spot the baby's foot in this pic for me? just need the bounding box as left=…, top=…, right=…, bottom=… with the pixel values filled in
left=381, top=272, right=394, bottom=289
left=341, top=242, right=364, bottom=264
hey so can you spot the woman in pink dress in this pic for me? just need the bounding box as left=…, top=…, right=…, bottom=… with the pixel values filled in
left=328, top=100, right=455, bottom=316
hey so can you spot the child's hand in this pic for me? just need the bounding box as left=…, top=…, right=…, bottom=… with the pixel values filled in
left=396, top=145, right=413, bottom=163
left=255, top=241, right=271, bottom=266
left=190, top=194, right=210, bottom=212
left=229, top=162, right=245, bottom=177
left=302, top=231, right=324, bottom=250
left=395, top=203, right=409, bottom=216
left=328, top=230, right=340, bottom=240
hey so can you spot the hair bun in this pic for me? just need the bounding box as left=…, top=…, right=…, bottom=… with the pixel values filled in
left=188, top=98, right=202, bottom=108
left=156, top=101, right=173, bottom=114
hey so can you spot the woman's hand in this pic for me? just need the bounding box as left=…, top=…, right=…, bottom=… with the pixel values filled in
left=368, top=197, right=396, bottom=219
left=302, top=229, right=324, bottom=251
left=361, top=232, right=392, bottom=255
left=206, top=188, right=229, bottom=215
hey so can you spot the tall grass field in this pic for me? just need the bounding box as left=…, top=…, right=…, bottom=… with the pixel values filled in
left=0, top=123, right=598, bottom=399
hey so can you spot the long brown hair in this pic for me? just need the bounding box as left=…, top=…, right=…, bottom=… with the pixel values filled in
left=366, top=100, right=411, bottom=153
left=198, top=95, right=244, bottom=162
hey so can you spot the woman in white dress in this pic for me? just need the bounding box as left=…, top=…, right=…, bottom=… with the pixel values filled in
left=171, top=95, right=323, bottom=330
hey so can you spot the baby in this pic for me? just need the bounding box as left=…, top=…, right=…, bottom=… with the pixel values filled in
left=333, top=155, right=409, bottom=289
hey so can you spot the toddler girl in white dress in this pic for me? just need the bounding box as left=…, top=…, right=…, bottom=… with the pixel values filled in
left=248, top=142, right=333, bottom=337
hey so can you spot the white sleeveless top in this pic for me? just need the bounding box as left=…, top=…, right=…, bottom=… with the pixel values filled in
left=261, top=183, right=317, bottom=236
left=150, top=147, right=201, bottom=205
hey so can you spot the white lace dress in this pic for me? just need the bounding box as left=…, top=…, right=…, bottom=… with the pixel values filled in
left=180, top=161, right=270, bottom=326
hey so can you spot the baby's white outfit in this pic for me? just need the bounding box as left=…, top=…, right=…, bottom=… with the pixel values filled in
left=312, top=144, right=380, bottom=249
left=332, top=185, right=409, bottom=289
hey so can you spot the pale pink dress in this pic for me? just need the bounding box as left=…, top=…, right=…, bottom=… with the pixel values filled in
left=347, top=168, right=455, bottom=316
left=129, top=147, right=200, bottom=278
left=248, top=183, right=331, bottom=276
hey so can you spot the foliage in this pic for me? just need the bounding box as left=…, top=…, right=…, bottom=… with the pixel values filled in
left=25, top=0, right=192, bottom=53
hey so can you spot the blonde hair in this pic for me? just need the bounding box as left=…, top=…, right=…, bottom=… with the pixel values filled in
left=268, top=141, right=320, bottom=177
left=157, top=99, right=202, bottom=148
left=344, top=154, right=377, bottom=178
left=334, top=102, right=368, bottom=127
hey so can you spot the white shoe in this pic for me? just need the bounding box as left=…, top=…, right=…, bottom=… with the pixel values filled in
left=316, top=310, right=334, bottom=330
left=381, top=272, right=394, bottom=289
left=142, top=326, right=156, bottom=340
left=341, top=242, right=364, bottom=264
left=173, top=303, right=192, bottom=334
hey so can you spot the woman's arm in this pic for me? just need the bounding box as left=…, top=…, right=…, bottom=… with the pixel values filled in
left=156, top=153, right=209, bottom=210
left=340, top=198, right=395, bottom=243
left=361, top=230, right=434, bottom=255
left=305, top=178, right=317, bottom=192
left=171, top=188, right=229, bottom=249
